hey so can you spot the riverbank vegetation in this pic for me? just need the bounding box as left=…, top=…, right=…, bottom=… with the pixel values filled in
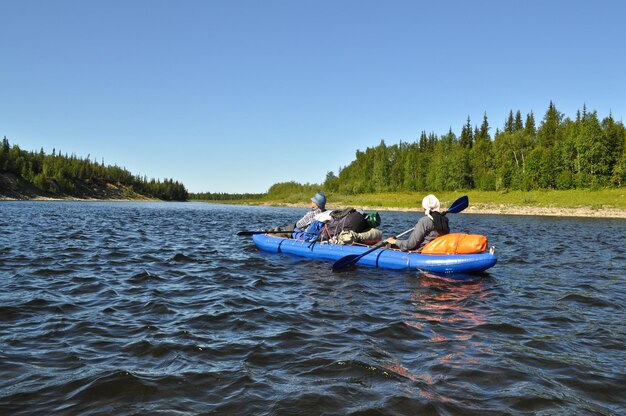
left=324, top=189, right=626, bottom=211
left=191, top=103, right=625, bottom=215
left=0, top=137, right=188, bottom=201
left=4, top=102, right=624, bottom=210
left=194, top=188, right=625, bottom=217
left=323, top=103, right=625, bottom=194
left=189, top=191, right=264, bottom=201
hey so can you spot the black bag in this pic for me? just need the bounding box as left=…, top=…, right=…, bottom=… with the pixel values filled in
left=321, top=209, right=369, bottom=240
left=330, top=207, right=356, bottom=220
left=342, top=211, right=369, bottom=233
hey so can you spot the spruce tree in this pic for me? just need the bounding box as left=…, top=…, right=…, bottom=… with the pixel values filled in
left=525, top=111, right=536, bottom=139
left=479, top=113, right=490, bottom=141
left=460, top=116, right=473, bottom=148
left=504, top=110, right=515, bottom=133
left=514, top=110, right=524, bottom=131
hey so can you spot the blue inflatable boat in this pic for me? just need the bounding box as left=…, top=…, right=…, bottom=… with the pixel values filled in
left=252, top=234, right=497, bottom=275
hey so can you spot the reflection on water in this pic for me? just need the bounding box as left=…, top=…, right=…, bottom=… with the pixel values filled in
left=404, top=273, right=490, bottom=370
left=0, top=202, right=625, bottom=415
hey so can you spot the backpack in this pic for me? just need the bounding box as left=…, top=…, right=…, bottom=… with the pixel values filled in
left=321, top=209, right=369, bottom=240
left=329, top=207, right=356, bottom=220
left=293, top=220, right=325, bottom=242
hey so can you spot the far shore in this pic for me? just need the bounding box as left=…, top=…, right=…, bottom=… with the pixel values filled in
left=3, top=195, right=626, bottom=219
left=253, top=201, right=626, bottom=219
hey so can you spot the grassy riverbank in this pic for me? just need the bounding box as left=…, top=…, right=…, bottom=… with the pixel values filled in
left=201, top=189, right=626, bottom=219
left=332, top=189, right=626, bottom=210
left=5, top=186, right=625, bottom=218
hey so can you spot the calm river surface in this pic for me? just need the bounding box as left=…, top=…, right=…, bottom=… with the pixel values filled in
left=1, top=201, right=625, bottom=415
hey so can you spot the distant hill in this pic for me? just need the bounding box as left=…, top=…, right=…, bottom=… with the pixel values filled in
left=0, top=172, right=152, bottom=201
left=0, top=137, right=188, bottom=201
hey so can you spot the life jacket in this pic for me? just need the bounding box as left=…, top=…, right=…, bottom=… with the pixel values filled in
left=420, top=233, right=488, bottom=254
left=430, top=211, right=449, bottom=234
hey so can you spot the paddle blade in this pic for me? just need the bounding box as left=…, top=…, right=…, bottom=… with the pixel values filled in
left=446, top=195, right=469, bottom=214
left=237, top=230, right=263, bottom=236
left=332, top=254, right=362, bottom=271
left=332, top=240, right=386, bottom=271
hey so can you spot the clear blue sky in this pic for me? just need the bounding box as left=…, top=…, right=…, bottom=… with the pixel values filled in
left=2, top=1, right=625, bottom=193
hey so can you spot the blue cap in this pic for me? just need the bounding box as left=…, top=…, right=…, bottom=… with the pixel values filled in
left=311, top=192, right=326, bottom=209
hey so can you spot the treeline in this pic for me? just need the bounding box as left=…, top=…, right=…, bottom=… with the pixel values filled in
left=324, top=103, right=625, bottom=193
left=190, top=181, right=321, bottom=202
left=265, top=182, right=322, bottom=202
left=0, top=137, right=188, bottom=201
left=189, top=192, right=263, bottom=201
left=189, top=183, right=317, bottom=202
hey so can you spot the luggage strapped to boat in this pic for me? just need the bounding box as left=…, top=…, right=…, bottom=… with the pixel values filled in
left=420, top=233, right=488, bottom=254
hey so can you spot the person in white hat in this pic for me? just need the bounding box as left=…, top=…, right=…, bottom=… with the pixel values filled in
left=385, top=194, right=449, bottom=251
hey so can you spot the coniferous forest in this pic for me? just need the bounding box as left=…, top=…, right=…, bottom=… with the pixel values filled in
left=0, top=138, right=188, bottom=201
left=2, top=103, right=625, bottom=202
left=189, top=192, right=264, bottom=201
left=322, top=103, right=625, bottom=194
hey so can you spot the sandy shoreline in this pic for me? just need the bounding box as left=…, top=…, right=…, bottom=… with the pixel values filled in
left=462, top=204, right=626, bottom=218
left=2, top=197, right=625, bottom=218
left=360, top=205, right=625, bottom=219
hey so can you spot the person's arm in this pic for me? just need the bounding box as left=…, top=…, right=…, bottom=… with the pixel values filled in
left=296, top=210, right=317, bottom=229
left=395, top=218, right=429, bottom=251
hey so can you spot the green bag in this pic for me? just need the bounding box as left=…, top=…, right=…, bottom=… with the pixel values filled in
left=364, top=212, right=381, bottom=228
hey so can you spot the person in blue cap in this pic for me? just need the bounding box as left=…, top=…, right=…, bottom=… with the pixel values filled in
left=296, top=192, right=326, bottom=229
left=271, top=192, right=327, bottom=237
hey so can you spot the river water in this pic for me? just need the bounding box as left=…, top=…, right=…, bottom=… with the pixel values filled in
left=1, top=201, right=624, bottom=415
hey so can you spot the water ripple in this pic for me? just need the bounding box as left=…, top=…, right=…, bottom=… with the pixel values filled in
left=0, top=202, right=625, bottom=415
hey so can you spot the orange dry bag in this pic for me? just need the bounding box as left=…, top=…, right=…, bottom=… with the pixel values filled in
left=420, top=233, right=488, bottom=254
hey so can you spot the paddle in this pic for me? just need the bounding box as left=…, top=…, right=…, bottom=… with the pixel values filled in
left=332, top=227, right=414, bottom=271
left=332, top=195, right=469, bottom=271
left=444, top=195, right=468, bottom=214
left=237, top=229, right=292, bottom=236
